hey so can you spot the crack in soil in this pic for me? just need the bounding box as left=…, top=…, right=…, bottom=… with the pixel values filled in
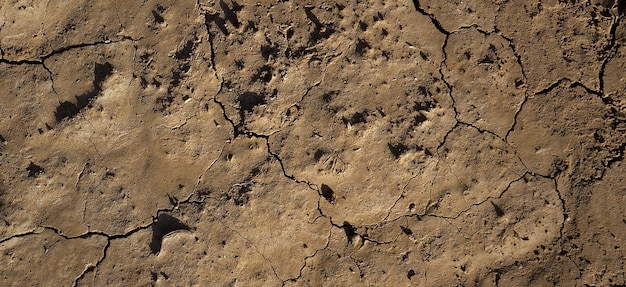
left=0, top=36, right=136, bottom=65
left=411, top=0, right=450, bottom=36
left=599, top=15, right=622, bottom=93
left=216, top=218, right=282, bottom=282
left=280, top=225, right=333, bottom=286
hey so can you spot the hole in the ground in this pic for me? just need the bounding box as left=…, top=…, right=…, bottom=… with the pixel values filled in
left=355, top=38, right=370, bottom=55
left=149, top=213, right=191, bottom=254
left=174, top=39, right=195, bottom=60
left=313, top=149, right=326, bottom=161
left=152, top=9, right=164, bottom=24
left=490, top=201, right=505, bottom=217
left=54, top=62, right=113, bottom=122
left=388, top=143, right=409, bottom=158
left=238, top=92, right=266, bottom=113
left=26, top=161, right=44, bottom=178
left=342, top=111, right=367, bottom=126
left=320, top=184, right=335, bottom=204
left=342, top=221, right=358, bottom=243
left=219, top=0, right=240, bottom=28
left=252, top=65, right=273, bottom=83
left=400, top=226, right=413, bottom=235
left=407, top=269, right=416, bottom=280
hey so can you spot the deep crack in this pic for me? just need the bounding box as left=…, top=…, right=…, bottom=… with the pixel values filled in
left=411, top=0, right=450, bottom=35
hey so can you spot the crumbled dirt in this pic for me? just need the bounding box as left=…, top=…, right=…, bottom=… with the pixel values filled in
left=1, top=0, right=625, bottom=286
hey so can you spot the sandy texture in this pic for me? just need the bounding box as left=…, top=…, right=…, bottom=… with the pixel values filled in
left=1, top=0, right=625, bottom=286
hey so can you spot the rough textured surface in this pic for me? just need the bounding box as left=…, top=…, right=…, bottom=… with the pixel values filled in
left=1, top=0, right=625, bottom=286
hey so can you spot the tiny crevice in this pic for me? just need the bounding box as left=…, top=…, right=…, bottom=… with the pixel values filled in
left=458, top=121, right=531, bottom=174
left=0, top=37, right=134, bottom=64
left=549, top=175, right=583, bottom=281
left=382, top=173, right=420, bottom=222
left=436, top=28, right=461, bottom=152
left=533, top=77, right=570, bottom=96
left=425, top=172, right=529, bottom=220
left=551, top=177, right=569, bottom=244
left=599, top=16, right=621, bottom=93
left=41, top=61, right=59, bottom=96
left=213, top=94, right=238, bottom=138
left=201, top=11, right=218, bottom=69
left=72, top=239, right=109, bottom=287
left=435, top=121, right=460, bottom=151
left=6, top=204, right=190, bottom=286
left=499, top=32, right=530, bottom=141
left=216, top=219, right=281, bottom=281
left=280, top=226, right=332, bottom=286
left=69, top=220, right=162, bottom=286
left=0, top=230, right=40, bottom=245
left=0, top=58, right=42, bottom=65
left=504, top=93, right=528, bottom=140
left=456, top=24, right=493, bottom=35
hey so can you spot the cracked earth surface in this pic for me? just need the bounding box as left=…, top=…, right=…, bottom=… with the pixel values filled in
left=1, top=0, right=625, bottom=286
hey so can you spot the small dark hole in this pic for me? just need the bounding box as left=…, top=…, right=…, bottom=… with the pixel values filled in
left=152, top=10, right=165, bottom=24
left=490, top=201, right=504, bottom=217
left=238, top=92, right=266, bottom=112
left=149, top=213, right=191, bottom=254
left=400, top=226, right=413, bottom=235
left=342, top=111, right=367, bottom=126
left=355, top=38, right=370, bottom=55
left=159, top=272, right=169, bottom=280
left=374, top=12, right=384, bottom=21
left=313, top=149, right=325, bottom=161
left=252, top=65, right=273, bottom=83
left=27, top=162, right=44, bottom=177
left=358, top=21, right=368, bottom=31
left=219, top=0, right=240, bottom=28
left=342, top=221, right=358, bottom=243
left=388, top=143, right=408, bottom=159
left=175, top=40, right=194, bottom=60
left=260, top=45, right=279, bottom=61
left=321, top=91, right=338, bottom=103
left=320, top=184, right=335, bottom=204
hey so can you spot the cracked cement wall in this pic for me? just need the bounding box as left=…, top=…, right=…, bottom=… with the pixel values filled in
left=0, top=0, right=625, bottom=286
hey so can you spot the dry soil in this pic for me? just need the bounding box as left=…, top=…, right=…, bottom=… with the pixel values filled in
left=1, top=0, right=626, bottom=286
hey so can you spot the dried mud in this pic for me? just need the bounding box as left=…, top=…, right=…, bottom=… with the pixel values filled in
left=1, top=0, right=625, bottom=286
